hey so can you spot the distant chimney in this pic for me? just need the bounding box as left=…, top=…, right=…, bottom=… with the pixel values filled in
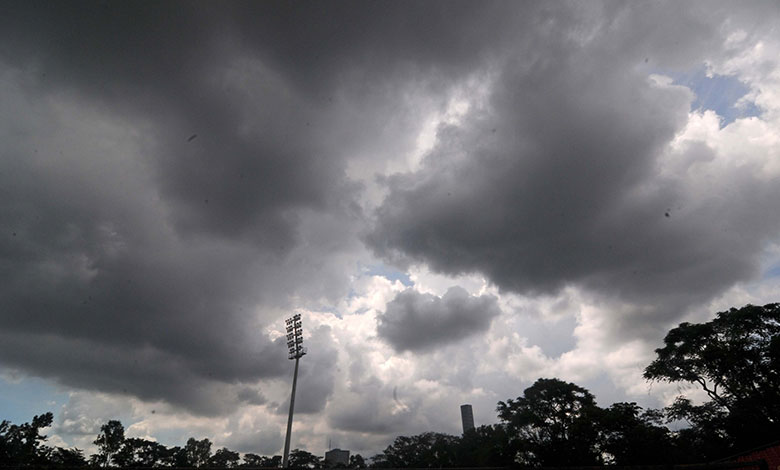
left=460, top=404, right=475, bottom=433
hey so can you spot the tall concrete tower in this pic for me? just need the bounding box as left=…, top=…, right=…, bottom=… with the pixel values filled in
left=460, top=404, right=475, bottom=434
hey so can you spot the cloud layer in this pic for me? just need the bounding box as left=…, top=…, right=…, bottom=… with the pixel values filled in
left=378, top=287, right=501, bottom=352
left=1, top=0, right=779, bottom=458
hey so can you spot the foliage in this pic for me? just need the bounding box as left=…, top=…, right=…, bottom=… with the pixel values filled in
left=182, top=437, right=213, bottom=467
left=209, top=447, right=241, bottom=467
left=48, top=446, right=87, bottom=466
left=0, top=412, right=54, bottom=466
left=455, top=425, right=513, bottom=467
left=497, top=378, right=602, bottom=466
left=244, top=453, right=282, bottom=467
left=113, top=437, right=170, bottom=467
left=663, top=396, right=732, bottom=462
left=94, top=420, right=125, bottom=467
left=645, top=303, right=780, bottom=452
left=598, top=402, right=675, bottom=465
left=348, top=454, right=366, bottom=468
left=289, top=448, right=322, bottom=468
left=371, top=432, right=458, bottom=468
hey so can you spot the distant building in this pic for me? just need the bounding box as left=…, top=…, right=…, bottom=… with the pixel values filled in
left=461, top=404, right=475, bottom=433
left=325, top=449, right=350, bottom=467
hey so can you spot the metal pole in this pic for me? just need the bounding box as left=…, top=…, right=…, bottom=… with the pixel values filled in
left=282, top=356, right=300, bottom=468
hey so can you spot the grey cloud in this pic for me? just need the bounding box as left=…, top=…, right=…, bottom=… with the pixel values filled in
left=377, top=287, right=502, bottom=352
left=236, top=387, right=267, bottom=407
left=0, top=0, right=527, bottom=416
left=327, top=382, right=416, bottom=435
left=0, top=0, right=450, bottom=415
left=367, top=3, right=780, bottom=336
left=0, top=330, right=280, bottom=416
left=224, top=427, right=283, bottom=456
left=0, top=0, right=778, bottom=433
left=275, top=325, right=338, bottom=415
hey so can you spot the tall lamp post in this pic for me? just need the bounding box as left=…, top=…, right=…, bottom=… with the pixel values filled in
left=282, top=313, right=307, bottom=468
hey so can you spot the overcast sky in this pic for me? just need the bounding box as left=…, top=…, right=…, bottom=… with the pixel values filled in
left=1, top=0, right=780, bottom=458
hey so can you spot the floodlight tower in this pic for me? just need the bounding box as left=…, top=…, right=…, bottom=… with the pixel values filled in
left=282, top=313, right=307, bottom=468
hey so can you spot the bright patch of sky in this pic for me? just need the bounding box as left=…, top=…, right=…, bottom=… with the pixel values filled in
left=670, top=66, right=760, bottom=126
left=520, top=315, right=578, bottom=358
left=765, top=264, right=780, bottom=279
left=0, top=374, right=68, bottom=424
left=363, top=264, right=414, bottom=287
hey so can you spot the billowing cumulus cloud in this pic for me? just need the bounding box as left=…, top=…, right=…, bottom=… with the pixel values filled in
left=367, top=2, right=780, bottom=338
left=377, top=287, right=501, bottom=352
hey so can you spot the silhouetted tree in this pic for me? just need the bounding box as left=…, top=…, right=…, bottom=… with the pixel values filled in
left=598, top=402, right=675, bottom=465
left=244, top=453, right=282, bottom=467
left=645, top=302, right=780, bottom=453
left=243, top=453, right=264, bottom=467
left=663, top=396, right=732, bottom=462
left=113, top=437, right=169, bottom=467
left=371, top=432, right=458, bottom=468
left=182, top=437, right=213, bottom=467
left=455, top=425, right=513, bottom=467
left=208, top=447, right=241, bottom=468
left=48, top=446, right=87, bottom=467
left=166, top=445, right=190, bottom=467
left=348, top=454, right=366, bottom=468
left=262, top=455, right=283, bottom=467
left=497, top=378, right=601, bottom=466
left=94, top=420, right=125, bottom=467
left=0, top=412, right=54, bottom=466
left=288, top=448, right=322, bottom=468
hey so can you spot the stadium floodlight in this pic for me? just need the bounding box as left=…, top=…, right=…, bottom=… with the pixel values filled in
left=282, top=313, right=307, bottom=468
left=285, top=313, right=306, bottom=360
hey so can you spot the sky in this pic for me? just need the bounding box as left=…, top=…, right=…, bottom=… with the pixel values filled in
left=1, top=0, right=780, bottom=459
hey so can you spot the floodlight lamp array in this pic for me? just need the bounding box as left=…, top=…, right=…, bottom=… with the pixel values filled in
left=284, top=313, right=306, bottom=359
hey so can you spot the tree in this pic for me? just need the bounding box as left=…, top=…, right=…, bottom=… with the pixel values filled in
left=182, top=437, right=213, bottom=467
left=243, top=453, right=282, bottom=467
left=114, top=437, right=169, bottom=467
left=0, top=412, right=54, bottom=465
left=94, top=420, right=125, bottom=467
left=370, top=433, right=458, bottom=468
left=348, top=454, right=366, bottom=468
left=598, top=402, right=675, bottom=465
left=166, top=445, right=190, bottom=467
left=48, top=447, right=87, bottom=467
left=497, top=378, right=602, bottom=466
left=288, top=449, right=322, bottom=468
left=243, top=453, right=264, bottom=467
left=208, top=447, right=241, bottom=468
left=261, top=455, right=283, bottom=467
left=663, top=396, right=732, bottom=462
left=644, top=303, right=780, bottom=451
left=455, top=425, right=514, bottom=467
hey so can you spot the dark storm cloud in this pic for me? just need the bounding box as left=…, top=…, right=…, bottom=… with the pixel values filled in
left=327, top=377, right=415, bottom=435
left=1, top=0, right=778, bottom=424
left=0, top=0, right=523, bottom=249
left=0, top=0, right=534, bottom=413
left=0, top=328, right=284, bottom=416
left=0, top=0, right=492, bottom=413
left=369, top=56, right=689, bottom=296
left=377, top=287, right=501, bottom=352
left=367, top=2, right=780, bottom=334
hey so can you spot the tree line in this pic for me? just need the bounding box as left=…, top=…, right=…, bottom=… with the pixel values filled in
left=2, top=303, right=778, bottom=468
